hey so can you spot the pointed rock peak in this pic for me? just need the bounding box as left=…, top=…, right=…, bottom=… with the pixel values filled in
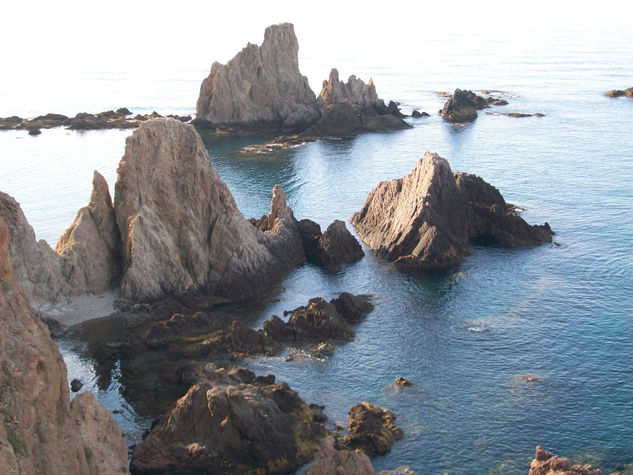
left=329, top=68, right=340, bottom=83
left=269, top=184, right=289, bottom=222
left=89, top=170, right=113, bottom=209
left=264, top=22, right=297, bottom=43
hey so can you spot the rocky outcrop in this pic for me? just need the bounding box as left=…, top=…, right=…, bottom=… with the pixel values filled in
left=130, top=364, right=327, bottom=474
left=306, top=436, right=375, bottom=475
left=351, top=152, right=553, bottom=269
left=195, top=23, right=319, bottom=132
left=0, top=218, right=128, bottom=474
left=56, top=171, right=121, bottom=295
left=605, top=87, right=633, bottom=98
left=114, top=118, right=305, bottom=302
left=341, top=402, right=404, bottom=457
left=440, top=89, right=488, bottom=122
left=529, top=446, right=612, bottom=475
left=299, top=219, right=364, bottom=270
left=318, top=68, right=383, bottom=110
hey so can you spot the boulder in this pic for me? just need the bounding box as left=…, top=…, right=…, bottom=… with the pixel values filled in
left=351, top=152, right=553, bottom=269
left=440, top=88, right=488, bottom=122
left=529, top=446, right=607, bottom=475
left=55, top=171, right=121, bottom=294
left=130, top=365, right=327, bottom=474
left=114, top=118, right=305, bottom=302
left=0, top=218, right=128, bottom=474
left=341, top=402, right=404, bottom=457
left=195, top=23, right=319, bottom=132
left=299, top=219, right=364, bottom=270
left=306, top=436, right=376, bottom=475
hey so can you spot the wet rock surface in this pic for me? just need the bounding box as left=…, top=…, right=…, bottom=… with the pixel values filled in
left=341, top=402, right=404, bottom=457
left=352, top=152, right=553, bottom=269
left=130, top=364, right=327, bottom=474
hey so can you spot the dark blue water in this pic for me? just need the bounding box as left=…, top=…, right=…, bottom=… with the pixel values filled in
left=1, top=28, right=632, bottom=474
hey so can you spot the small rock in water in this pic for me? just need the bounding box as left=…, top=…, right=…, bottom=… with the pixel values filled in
left=395, top=377, right=414, bottom=387
left=28, top=128, right=41, bottom=135
left=70, top=378, right=83, bottom=392
left=518, top=374, right=541, bottom=383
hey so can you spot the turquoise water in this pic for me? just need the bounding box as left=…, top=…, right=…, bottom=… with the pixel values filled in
left=1, top=28, right=633, bottom=473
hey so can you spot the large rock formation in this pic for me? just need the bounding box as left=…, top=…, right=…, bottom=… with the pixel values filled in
left=56, top=171, right=121, bottom=294
left=318, top=68, right=383, bottom=110
left=0, top=218, right=128, bottom=474
left=195, top=23, right=319, bottom=132
left=114, top=118, right=304, bottom=302
left=529, top=446, right=613, bottom=475
left=298, top=219, right=365, bottom=270
left=351, top=152, right=553, bottom=269
left=130, top=365, right=327, bottom=474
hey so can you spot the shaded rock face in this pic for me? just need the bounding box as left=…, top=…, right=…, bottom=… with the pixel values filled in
left=440, top=88, right=488, bottom=122
left=196, top=23, right=319, bottom=132
left=114, top=118, right=304, bottom=302
left=306, top=435, right=375, bottom=475
left=299, top=219, right=364, bottom=270
left=56, top=171, right=121, bottom=294
left=0, top=218, right=128, bottom=474
left=342, top=402, right=404, bottom=457
left=130, top=365, right=327, bottom=474
left=529, top=446, right=607, bottom=475
left=351, top=152, right=553, bottom=269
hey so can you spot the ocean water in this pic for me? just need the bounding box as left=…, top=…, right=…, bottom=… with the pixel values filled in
left=1, top=26, right=633, bottom=474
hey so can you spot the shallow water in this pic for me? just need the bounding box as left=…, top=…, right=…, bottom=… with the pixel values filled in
left=1, top=27, right=633, bottom=474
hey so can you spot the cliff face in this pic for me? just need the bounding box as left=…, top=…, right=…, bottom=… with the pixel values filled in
left=351, top=152, right=553, bottom=269
left=114, top=118, right=304, bottom=302
left=195, top=23, right=319, bottom=132
left=0, top=218, right=128, bottom=474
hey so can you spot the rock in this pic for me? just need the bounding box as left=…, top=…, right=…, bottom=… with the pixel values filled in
left=70, top=378, right=84, bottom=392
left=0, top=217, right=128, bottom=474
left=330, top=292, right=374, bottom=324
left=130, top=364, right=327, bottom=474
left=605, top=87, right=633, bottom=98
left=486, top=96, right=509, bottom=106
left=55, top=171, right=121, bottom=295
left=440, top=89, right=488, bottom=122
left=195, top=23, right=319, bottom=132
left=299, top=219, right=364, bottom=270
left=116, top=107, right=132, bottom=116
left=306, top=435, right=376, bottom=475
left=411, top=110, right=429, bottom=118
left=27, top=128, right=41, bottom=136
left=395, top=377, right=413, bottom=387
left=0, top=116, right=23, bottom=130
left=386, top=100, right=407, bottom=118
left=318, top=68, right=384, bottom=110
left=342, top=402, right=404, bottom=457
left=351, top=152, right=553, bottom=269
left=351, top=152, right=470, bottom=269
left=529, top=446, right=608, bottom=475
left=114, top=118, right=305, bottom=302
left=309, top=403, right=328, bottom=423
left=22, top=113, right=69, bottom=129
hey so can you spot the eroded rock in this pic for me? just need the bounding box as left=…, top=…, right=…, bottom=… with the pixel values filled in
left=342, top=402, right=404, bottom=457
left=130, top=364, right=327, bottom=474
left=605, top=87, right=633, bottom=98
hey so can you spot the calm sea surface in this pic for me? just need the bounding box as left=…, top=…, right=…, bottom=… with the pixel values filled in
left=1, top=28, right=632, bottom=474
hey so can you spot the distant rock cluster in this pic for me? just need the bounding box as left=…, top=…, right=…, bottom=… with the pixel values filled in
left=605, top=87, right=633, bottom=99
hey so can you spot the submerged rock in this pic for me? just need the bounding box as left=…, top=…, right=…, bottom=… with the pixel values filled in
left=342, top=402, right=404, bottom=457
left=114, top=118, right=305, bottom=302
left=0, top=218, right=128, bottom=474
left=130, top=364, right=327, bottom=474
left=195, top=23, right=319, bottom=132
left=351, top=152, right=553, bottom=269
left=298, top=219, right=364, bottom=270
left=529, top=446, right=608, bottom=475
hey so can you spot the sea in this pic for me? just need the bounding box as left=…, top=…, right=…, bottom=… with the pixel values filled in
left=1, top=24, right=632, bottom=474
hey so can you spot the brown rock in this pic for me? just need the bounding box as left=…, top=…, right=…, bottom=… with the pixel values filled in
left=395, top=377, right=414, bottom=387
left=299, top=219, right=364, bottom=270
left=0, top=217, right=128, bottom=474
left=130, top=364, right=327, bottom=474
left=605, top=87, right=633, bottom=98
left=55, top=171, right=121, bottom=294
left=306, top=435, right=376, bottom=475
left=440, top=89, right=488, bottom=122
left=113, top=118, right=305, bottom=302
left=318, top=68, right=383, bottom=110
left=342, top=402, right=404, bottom=457
left=195, top=23, right=319, bottom=132
left=529, top=446, right=605, bottom=475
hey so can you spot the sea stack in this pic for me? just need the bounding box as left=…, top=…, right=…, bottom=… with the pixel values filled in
left=351, top=152, right=553, bottom=269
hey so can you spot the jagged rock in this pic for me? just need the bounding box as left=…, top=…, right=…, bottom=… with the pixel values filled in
left=56, top=171, right=121, bottom=294
left=341, top=402, right=404, bottom=457
left=351, top=152, right=553, bottom=269
left=351, top=152, right=470, bottom=269
left=318, top=68, right=384, bottom=110
left=605, top=87, right=633, bottom=98
left=0, top=217, right=128, bottom=474
left=114, top=118, right=305, bottom=302
left=529, top=446, right=608, bottom=475
left=395, top=377, right=413, bottom=387
left=306, top=436, right=376, bottom=475
left=130, top=365, right=327, bottom=474
left=411, top=110, right=429, bottom=118
left=195, top=23, right=319, bottom=132
left=386, top=101, right=407, bottom=118
left=440, top=89, right=488, bottom=122
left=330, top=292, right=374, bottom=323
left=299, top=219, right=364, bottom=270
